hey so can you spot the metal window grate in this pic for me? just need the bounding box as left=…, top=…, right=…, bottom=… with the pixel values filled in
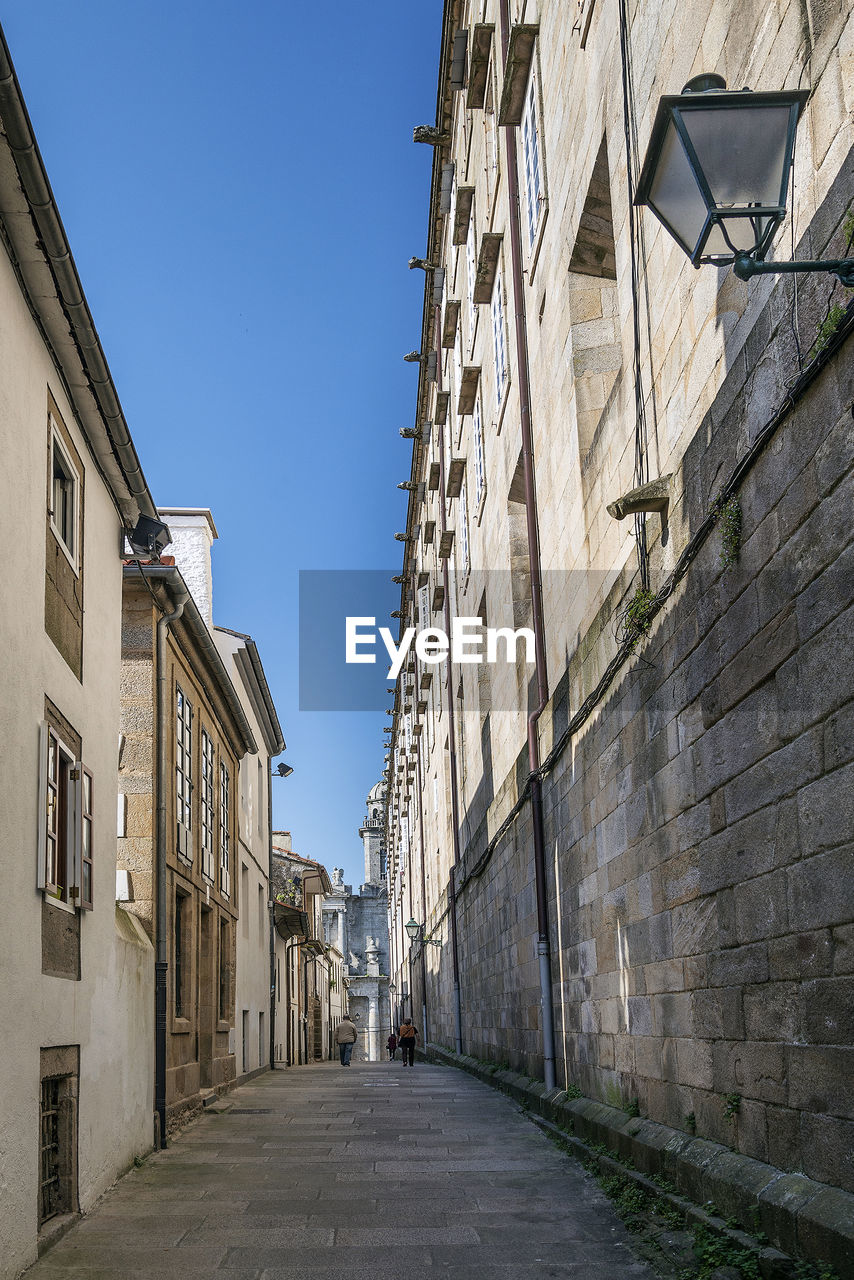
left=39, top=1078, right=61, bottom=1225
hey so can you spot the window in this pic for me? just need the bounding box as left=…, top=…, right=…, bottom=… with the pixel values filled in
left=491, top=269, right=507, bottom=405
left=433, top=774, right=439, bottom=815
left=418, top=583, right=430, bottom=631
left=220, top=762, right=231, bottom=896
left=459, top=477, right=470, bottom=571
left=473, top=397, right=486, bottom=506
left=466, top=217, right=477, bottom=316
left=175, top=686, right=192, bottom=861
left=404, top=712, right=413, bottom=752
left=50, top=424, right=79, bottom=570
left=200, top=730, right=215, bottom=880
left=521, top=71, right=544, bottom=249
left=37, top=722, right=92, bottom=909
left=379, top=847, right=388, bottom=881
left=174, top=893, right=187, bottom=1017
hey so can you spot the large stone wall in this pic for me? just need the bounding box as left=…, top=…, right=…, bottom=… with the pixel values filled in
left=429, top=301, right=854, bottom=1192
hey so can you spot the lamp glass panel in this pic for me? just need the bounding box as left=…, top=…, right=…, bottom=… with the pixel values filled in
left=702, top=213, right=774, bottom=259
left=647, top=118, right=710, bottom=254
left=679, top=105, right=792, bottom=209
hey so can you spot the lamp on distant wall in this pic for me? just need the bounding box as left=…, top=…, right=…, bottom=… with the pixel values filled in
left=405, top=918, right=442, bottom=947
left=273, top=762, right=294, bottom=778
left=635, top=75, right=854, bottom=286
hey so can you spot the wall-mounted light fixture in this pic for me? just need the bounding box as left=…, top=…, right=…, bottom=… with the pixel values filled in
left=405, top=918, right=443, bottom=947
left=636, top=75, right=854, bottom=286
left=127, top=514, right=171, bottom=560
left=273, top=762, right=294, bottom=778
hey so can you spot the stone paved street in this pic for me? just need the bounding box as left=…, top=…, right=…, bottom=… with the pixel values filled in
left=27, top=1060, right=655, bottom=1280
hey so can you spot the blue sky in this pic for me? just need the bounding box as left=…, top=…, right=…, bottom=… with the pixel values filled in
left=4, top=2, right=440, bottom=887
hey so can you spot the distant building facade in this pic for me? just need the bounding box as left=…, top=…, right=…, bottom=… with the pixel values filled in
left=323, top=782, right=390, bottom=1062
left=272, top=834, right=342, bottom=1065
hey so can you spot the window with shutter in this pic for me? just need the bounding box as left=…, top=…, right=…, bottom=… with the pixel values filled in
left=37, top=721, right=92, bottom=908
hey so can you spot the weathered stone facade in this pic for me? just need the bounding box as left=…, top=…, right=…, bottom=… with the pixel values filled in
left=323, top=783, right=391, bottom=1061
left=386, top=0, right=854, bottom=1258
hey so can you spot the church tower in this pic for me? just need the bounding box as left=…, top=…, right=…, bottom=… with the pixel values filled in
left=360, top=780, right=387, bottom=886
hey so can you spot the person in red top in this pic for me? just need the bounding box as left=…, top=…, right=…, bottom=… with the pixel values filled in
left=397, top=1019, right=418, bottom=1066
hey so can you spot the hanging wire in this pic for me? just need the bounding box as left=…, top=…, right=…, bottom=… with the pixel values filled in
left=617, top=0, right=650, bottom=590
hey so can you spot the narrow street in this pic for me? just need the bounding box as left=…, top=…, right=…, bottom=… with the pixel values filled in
left=28, top=1061, right=654, bottom=1280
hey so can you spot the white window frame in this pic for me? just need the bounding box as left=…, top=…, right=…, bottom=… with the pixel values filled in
left=200, top=729, right=215, bottom=881
left=459, top=477, right=470, bottom=571
left=466, top=217, right=477, bottom=318
left=418, top=584, right=430, bottom=631
left=220, top=761, right=231, bottom=898
left=176, top=685, right=193, bottom=862
left=473, top=397, right=486, bottom=508
left=491, top=268, right=508, bottom=407
left=49, top=421, right=80, bottom=574
left=521, top=68, right=545, bottom=252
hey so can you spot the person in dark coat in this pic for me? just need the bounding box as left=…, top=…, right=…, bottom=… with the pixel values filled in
left=386, top=1033, right=398, bottom=1060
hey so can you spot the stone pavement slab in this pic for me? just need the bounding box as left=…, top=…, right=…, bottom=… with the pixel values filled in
left=25, top=1060, right=655, bottom=1279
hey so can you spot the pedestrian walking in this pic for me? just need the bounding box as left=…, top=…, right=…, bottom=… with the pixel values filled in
left=398, top=1018, right=418, bottom=1066
left=386, top=1032, right=398, bottom=1060
left=335, top=1015, right=358, bottom=1066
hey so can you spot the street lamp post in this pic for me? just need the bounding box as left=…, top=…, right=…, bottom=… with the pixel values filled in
left=635, top=75, right=854, bottom=286
left=404, top=919, right=442, bottom=1047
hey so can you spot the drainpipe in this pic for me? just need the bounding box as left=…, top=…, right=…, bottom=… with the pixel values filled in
left=155, top=581, right=190, bottom=1148
left=268, top=775, right=276, bottom=1070
left=416, top=744, right=429, bottom=1044
left=498, top=0, right=556, bottom=1091
left=434, top=301, right=464, bottom=1056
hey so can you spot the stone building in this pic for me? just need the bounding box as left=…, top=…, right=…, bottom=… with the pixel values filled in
left=212, top=626, right=284, bottom=1084
left=271, top=835, right=341, bottom=1064
left=118, top=524, right=257, bottom=1132
left=386, top=0, right=854, bottom=1268
left=0, top=26, right=157, bottom=1280
left=323, top=782, right=391, bottom=1061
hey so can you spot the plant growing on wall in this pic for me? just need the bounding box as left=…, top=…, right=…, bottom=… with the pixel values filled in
left=616, top=587, right=656, bottom=650
left=710, top=494, right=742, bottom=570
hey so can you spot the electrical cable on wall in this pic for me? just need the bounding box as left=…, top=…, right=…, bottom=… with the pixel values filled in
left=617, top=0, right=651, bottom=590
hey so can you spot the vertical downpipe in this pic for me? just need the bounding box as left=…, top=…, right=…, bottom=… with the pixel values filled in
left=498, top=0, right=557, bottom=1091
left=435, top=303, right=464, bottom=1056
left=155, top=582, right=189, bottom=1148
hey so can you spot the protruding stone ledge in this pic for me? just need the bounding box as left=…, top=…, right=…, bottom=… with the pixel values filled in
left=424, top=1043, right=854, bottom=1279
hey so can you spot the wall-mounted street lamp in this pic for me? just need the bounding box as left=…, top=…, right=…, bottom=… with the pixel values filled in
left=635, top=75, right=854, bottom=286
left=405, top=918, right=443, bottom=947
left=273, top=762, right=294, bottom=778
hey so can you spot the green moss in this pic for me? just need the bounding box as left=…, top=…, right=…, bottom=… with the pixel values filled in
left=809, top=303, right=847, bottom=361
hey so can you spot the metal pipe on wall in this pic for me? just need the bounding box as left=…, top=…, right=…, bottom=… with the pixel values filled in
left=154, top=581, right=190, bottom=1147
left=434, top=302, right=464, bottom=1057
left=498, top=0, right=557, bottom=1091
